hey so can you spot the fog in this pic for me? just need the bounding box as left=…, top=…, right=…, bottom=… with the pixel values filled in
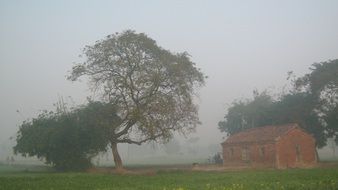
left=1, top=0, right=338, bottom=164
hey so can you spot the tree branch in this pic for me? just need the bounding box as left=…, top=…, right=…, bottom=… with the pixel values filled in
left=114, top=120, right=136, bottom=137
left=117, top=132, right=166, bottom=145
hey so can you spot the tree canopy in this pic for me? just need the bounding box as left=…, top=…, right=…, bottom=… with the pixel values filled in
left=218, top=91, right=274, bottom=135
left=14, top=101, right=119, bottom=171
left=219, top=59, right=338, bottom=147
left=68, top=30, right=205, bottom=169
left=218, top=91, right=326, bottom=147
left=295, top=59, right=338, bottom=141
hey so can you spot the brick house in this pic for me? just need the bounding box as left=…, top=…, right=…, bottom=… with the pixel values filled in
left=221, top=123, right=317, bottom=169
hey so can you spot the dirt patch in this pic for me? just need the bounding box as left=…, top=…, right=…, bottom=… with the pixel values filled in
left=87, top=167, right=157, bottom=175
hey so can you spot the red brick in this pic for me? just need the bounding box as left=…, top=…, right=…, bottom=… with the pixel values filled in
left=221, top=124, right=317, bottom=169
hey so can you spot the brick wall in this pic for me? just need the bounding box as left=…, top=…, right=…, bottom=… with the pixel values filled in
left=222, top=142, right=276, bottom=168
left=222, top=128, right=317, bottom=169
left=276, top=128, right=317, bottom=169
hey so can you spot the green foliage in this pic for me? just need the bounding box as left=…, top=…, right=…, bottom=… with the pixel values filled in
left=296, top=59, right=338, bottom=143
left=268, top=93, right=325, bottom=147
left=219, top=91, right=326, bottom=147
left=219, top=59, right=338, bottom=147
left=295, top=60, right=338, bottom=96
left=218, top=91, right=274, bottom=135
left=13, top=101, right=119, bottom=171
left=0, top=168, right=337, bottom=190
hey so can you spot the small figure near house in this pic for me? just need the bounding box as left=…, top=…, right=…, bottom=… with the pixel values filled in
left=221, top=123, right=317, bottom=169
left=209, top=152, right=223, bottom=164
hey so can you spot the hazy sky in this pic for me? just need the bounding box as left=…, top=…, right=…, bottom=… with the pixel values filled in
left=1, top=0, right=338, bottom=145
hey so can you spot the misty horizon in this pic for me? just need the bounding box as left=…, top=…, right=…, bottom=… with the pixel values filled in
left=1, top=1, right=338, bottom=162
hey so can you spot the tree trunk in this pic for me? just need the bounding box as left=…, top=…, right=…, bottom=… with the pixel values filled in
left=315, top=148, right=320, bottom=162
left=111, top=142, right=124, bottom=170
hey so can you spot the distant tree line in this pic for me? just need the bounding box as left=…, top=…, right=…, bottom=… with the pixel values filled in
left=219, top=59, right=338, bottom=148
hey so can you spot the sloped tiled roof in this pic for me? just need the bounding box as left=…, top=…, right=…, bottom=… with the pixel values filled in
left=222, top=123, right=298, bottom=144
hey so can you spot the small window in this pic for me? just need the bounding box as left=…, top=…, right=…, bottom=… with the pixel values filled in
left=241, top=147, right=250, bottom=161
left=229, top=148, right=234, bottom=159
left=259, top=146, right=265, bottom=158
left=296, top=144, right=301, bottom=162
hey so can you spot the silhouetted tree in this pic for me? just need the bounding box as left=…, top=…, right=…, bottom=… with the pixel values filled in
left=68, top=30, right=205, bottom=169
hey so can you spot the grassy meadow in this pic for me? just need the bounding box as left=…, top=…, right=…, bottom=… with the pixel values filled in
left=0, top=164, right=338, bottom=190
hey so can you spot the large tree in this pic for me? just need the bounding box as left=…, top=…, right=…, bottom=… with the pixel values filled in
left=68, top=30, right=205, bottom=169
left=295, top=59, right=338, bottom=142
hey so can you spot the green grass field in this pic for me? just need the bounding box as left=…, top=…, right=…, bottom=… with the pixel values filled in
left=0, top=165, right=337, bottom=190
